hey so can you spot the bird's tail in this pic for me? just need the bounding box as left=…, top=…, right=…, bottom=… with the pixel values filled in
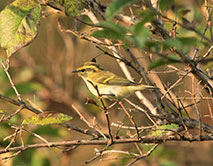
left=136, top=84, right=158, bottom=91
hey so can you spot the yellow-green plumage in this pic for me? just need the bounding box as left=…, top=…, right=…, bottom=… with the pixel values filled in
left=73, top=62, right=157, bottom=100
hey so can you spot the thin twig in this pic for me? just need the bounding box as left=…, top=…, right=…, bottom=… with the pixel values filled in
left=191, top=76, right=203, bottom=138
left=160, top=14, right=212, bottom=44
left=127, top=144, right=159, bottom=166
left=98, top=149, right=139, bottom=156
left=4, top=127, right=21, bottom=151
left=1, top=61, right=22, bottom=101
left=0, top=150, right=22, bottom=162
left=135, top=143, right=143, bottom=155
left=2, top=104, right=25, bottom=121
left=57, top=20, right=113, bottom=47
left=176, top=100, right=190, bottom=135
left=178, top=99, right=191, bottom=119
left=124, top=99, right=158, bottom=127
left=86, top=144, right=112, bottom=164
left=161, top=70, right=191, bottom=100
left=111, top=123, right=154, bottom=130
left=0, top=93, right=41, bottom=114
left=196, top=45, right=213, bottom=63
left=72, top=104, right=107, bottom=140
left=22, top=128, right=49, bottom=144
left=176, top=96, right=213, bottom=100
left=119, top=101, right=140, bottom=140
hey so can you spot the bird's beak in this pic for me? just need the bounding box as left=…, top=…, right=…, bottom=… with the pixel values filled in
left=72, top=70, right=78, bottom=73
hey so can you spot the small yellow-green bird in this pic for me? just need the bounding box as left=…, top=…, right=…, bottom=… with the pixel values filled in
left=73, top=62, right=157, bottom=101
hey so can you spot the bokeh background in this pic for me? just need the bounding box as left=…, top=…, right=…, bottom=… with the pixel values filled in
left=0, top=0, right=213, bottom=166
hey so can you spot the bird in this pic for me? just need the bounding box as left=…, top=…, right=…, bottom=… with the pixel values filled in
left=73, top=62, right=157, bottom=101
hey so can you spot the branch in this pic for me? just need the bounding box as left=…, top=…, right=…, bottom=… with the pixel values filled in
left=151, top=15, right=213, bottom=94
left=1, top=135, right=213, bottom=155
left=1, top=61, right=22, bottom=101
left=0, top=93, right=41, bottom=114
left=0, top=93, right=104, bottom=138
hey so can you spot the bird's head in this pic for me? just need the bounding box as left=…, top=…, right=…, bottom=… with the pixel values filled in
left=72, top=62, right=104, bottom=78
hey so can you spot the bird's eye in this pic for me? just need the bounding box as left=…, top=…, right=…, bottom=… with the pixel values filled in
left=81, top=69, right=86, bottom=72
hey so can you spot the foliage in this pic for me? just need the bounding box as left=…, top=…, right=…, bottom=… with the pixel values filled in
left=0, top=0, right=213, bottom=166
left=105, top=0, right=137, bottom=20
left=148, top=124, right=179, bottom=136
left=0, top=0, right=41, bottom=56
left=59, top=0, right=88, bottom=16
left=22, top=112, right=72, bottom=125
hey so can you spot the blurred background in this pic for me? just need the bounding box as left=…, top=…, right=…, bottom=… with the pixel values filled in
left=0, top=0, right=213, bottom=166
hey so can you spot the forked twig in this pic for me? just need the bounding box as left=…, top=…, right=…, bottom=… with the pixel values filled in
left=119, top=101, right=140, bottom=140
left=161, top=70, right=191, bottom=100
left=127, top=144, right=160, bottom=166
left=0, top=150, right=22, bottom=162
left=124, top=99, right=158, bottom=127
left=72, top=104, right=108, bottom=140
left=4, top=127, right=21, bottom=151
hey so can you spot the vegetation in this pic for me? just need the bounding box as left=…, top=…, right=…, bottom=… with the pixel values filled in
left=0, top=0, right=213, bottom=165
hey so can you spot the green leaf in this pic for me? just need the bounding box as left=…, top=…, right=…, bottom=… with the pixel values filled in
left=62, top=0, right=87, bottom=16
left=177, top=8, right=191, bottom=19
left=162, top=38, right=182, bottom=51
left=99, top=21, right=127, bottom=35
left=138, top=9, right=158, bottom=25
left=160, top=161, right=177, bottom=166
left=145, top=41, right=161, bottom=52
left=92, top=21, right=127, bottom=41
left=32, top=156, right=51, bottom=166
left=148, top=54, right=180, bottom=70
left=132, top=21, right=146, bottom=34
left=92, top=29, right=123, bottom=40
left=33, top=126, right=60, bottom=137
left=0, top=68, right=8, bottom=83
left=149, top=124, right=178, bottom=136
left=159, top=0, right=174, bottom=11
left=177, top=37, right=197, bottom=46
left=22, top=112, right=73, bottom=126
left=106, top=0, right=137, bottom=20
left=132, top=23, right=150, bottom=49
left=0, top=0, right=41, bottom=57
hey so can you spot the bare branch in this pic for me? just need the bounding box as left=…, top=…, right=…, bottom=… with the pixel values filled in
left=1, top=61, right=22, bottom=101
left=1, top=135, right=213, bottom=155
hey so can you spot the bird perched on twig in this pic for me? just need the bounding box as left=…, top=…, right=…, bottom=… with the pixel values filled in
left=73, top=62, right=157, bottom=101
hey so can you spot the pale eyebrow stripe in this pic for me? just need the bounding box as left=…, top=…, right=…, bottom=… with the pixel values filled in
left=77, top=65, right=102, bottom=71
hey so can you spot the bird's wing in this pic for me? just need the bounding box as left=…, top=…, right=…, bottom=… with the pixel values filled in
left=94, top=71, right=138, bottom=86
